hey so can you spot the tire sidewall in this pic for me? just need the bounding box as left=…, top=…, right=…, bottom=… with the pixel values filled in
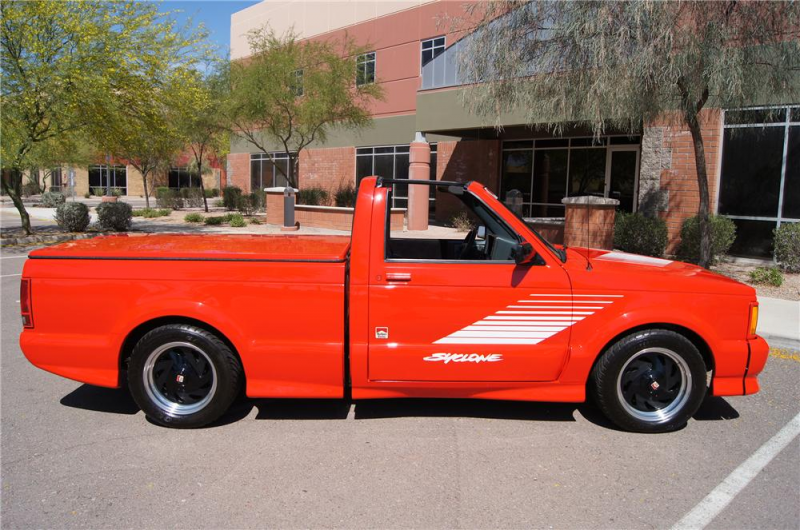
left=128, top=325, right=240, bottom=428
left=594, top=330, right=707, bottom=433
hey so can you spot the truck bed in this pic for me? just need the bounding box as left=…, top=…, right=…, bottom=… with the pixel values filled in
left=29, top=234, right=351, bottom=262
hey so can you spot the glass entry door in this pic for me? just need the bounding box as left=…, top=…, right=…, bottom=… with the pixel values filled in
left=606, top=147, right=640, bottom=212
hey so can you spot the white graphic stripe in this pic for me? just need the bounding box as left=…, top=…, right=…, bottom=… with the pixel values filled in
left=433, top=293, right=624, bottom=345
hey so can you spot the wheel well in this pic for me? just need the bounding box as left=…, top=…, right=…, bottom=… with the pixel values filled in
left=589, top=324, right=714, bottom=379
left=118, top=316, right=243, bottom=387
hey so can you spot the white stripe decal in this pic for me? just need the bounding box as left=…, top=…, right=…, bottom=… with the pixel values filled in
left=433, top=293, right=623, bottom=345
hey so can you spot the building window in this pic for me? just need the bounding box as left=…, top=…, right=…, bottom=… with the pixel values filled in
left=421, top=36, right=447, bottom=89
left=356, top=144, right=438, bottom=210
left=500, top=136, right=640, bottom=218
left=356, top=52, right=376, bottom=86
left=88, top=165, right=127, bottom=195
left=168, top=167, right=201, bottom=188
left=292, top=69, right=304, bottom=97
left=719, top=105, right=799, bottom=258
left=421, top=36, right=445, bottom=68
left=48, top=167, right=63, bottom=192
left=251, top=152, right=293, bottom=191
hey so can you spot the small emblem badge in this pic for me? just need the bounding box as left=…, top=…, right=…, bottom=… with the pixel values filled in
left=375, top=327, right=389, bottom=339
left=176, top=374, right=185, bottom=383
left=650, top=381, right=660, bottom=390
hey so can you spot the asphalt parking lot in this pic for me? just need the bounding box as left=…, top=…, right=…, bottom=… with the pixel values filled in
left=1, top=248, right=799, bottom=529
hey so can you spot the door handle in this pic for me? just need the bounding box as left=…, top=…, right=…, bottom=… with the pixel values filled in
left=386, top=272, right=412, bottom=282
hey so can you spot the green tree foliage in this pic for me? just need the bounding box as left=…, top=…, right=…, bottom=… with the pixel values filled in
left=226, top=27, right=383, bottom=188
left=1, top=0, right=209, bottom=233
left=458, top=1, right=799, bottom=268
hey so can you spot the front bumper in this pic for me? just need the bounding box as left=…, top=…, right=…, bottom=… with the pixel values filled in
left=712, top=335, right=769, bottom=397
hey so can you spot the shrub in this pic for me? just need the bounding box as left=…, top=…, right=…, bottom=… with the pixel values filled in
left=156, top=209, right=171, bottom=217
left=774, top=223, right=800, bottom=273
left=223, top=186, right=242, bottom=210
left=297, top=187, right=329, bottom=206
left=41, top=191, right=66, bottom=208
left=111, top=187, right=124, bottom=197
left=204, top=216, right=225, bottom=225
left=22, top=180, right=41, bottom=197
left=334, top=182, right=357, bottom=208
left=749, top=267, right=784, bottom=287
left=214, top=199, right=224, bottom=208
left=96, top=202, right=133, bottom=231
left=156, top=187, right=182, bottom=209
left=180, top=187, right=204, bottom=208
left=450, top=211, right=475, bottom=232
left=249, top=218, right=262, bottom=225
left=677, top=215, right=736, bottom=265
left=91, top=186, right=105, bottom=197
left=54, top=203, right=90, bottom=232
left=83, top=192, right=90, bottom=199
left=131, top=209, right=146, bottom=217
left=236, top=194, right=261, bottom=216
left=204, top=188, right=219, bottom=198
left=613, top=212, right=669, bottom=257
left=184, top=213, right=204, bottom=223
left=229, top=213, right=246, bottom=227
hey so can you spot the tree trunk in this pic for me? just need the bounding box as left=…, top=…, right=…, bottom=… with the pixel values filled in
left=1, top=172, right=33, bottom=235
left=142, top=170, right=150, bottom=209
left=685, top=111, right=712, bottom=269
left=199, top=162, right=209, bottom=213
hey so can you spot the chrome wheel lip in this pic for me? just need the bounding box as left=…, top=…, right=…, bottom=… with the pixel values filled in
left=143, top=341, right=218, bottom=417
left=616, top=347, right=692, bottom=425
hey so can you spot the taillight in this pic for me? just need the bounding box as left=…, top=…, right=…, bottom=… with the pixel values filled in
left=747, top=302, right=759, bottom=339
left=20, top=278, right=33, bottom=329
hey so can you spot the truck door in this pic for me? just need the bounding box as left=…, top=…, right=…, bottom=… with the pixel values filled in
left=367, top=183, right=575, bottom=382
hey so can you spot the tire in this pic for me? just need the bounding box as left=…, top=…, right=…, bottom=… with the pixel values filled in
left=591, top=329, right=707, bottom=433
left=127, top=324, right=243, bottom=428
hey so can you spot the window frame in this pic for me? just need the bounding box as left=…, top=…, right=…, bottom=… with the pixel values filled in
left=356, top=51, right=376, bottom=86
left=420, top=36, right=446, bottom=72
left=292, top=69, right=304, bottom=97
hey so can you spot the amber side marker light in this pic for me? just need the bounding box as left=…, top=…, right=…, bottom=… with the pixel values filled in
left=20, top=278, right=33, bottom=329
left=747, top=303, right=759, bottom=339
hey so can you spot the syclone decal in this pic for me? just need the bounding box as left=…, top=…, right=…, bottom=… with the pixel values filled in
left=423, top=353, right=503, bottom=364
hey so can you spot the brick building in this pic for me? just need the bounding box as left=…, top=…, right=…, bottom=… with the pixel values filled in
left=229, top=0, right=798, bottom=257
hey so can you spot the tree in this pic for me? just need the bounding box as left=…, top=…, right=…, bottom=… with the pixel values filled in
left=1, top=0, right=208, bottom=234
left=177, top=65, right=231, bottom=212
left=226, top=27, right=383, bottom=188
left=458, top=1, right=799, bottom=268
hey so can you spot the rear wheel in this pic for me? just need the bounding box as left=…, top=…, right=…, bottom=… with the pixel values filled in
left=591, top=329, right=707, bottom=433
left=128, top=324, right=242, bottom=428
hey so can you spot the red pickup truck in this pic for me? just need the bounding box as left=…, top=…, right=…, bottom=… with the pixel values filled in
left=20, top=177, right=768, bottom=432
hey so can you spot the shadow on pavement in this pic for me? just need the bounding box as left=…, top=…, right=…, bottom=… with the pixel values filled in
left=693, top=396, right=740, bottom=421
left=60, top=384, right=140, bottom=415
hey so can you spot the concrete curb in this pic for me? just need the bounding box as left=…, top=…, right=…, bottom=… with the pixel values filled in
left=761, top=334, right=800, bottom=352
left=0, top=232, right=107, bottom=248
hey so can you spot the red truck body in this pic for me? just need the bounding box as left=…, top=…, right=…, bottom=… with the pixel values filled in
left=20, top=177, right=769, bottom=431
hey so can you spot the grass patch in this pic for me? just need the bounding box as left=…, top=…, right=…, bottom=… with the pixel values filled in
left=184, top=213, right=204, bottom=223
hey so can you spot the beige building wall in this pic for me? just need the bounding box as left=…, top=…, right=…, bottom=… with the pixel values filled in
left=231, top=0, right=436, bottom=59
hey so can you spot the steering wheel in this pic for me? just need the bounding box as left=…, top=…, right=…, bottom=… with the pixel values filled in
left=458, top=228, right=478, bottom=260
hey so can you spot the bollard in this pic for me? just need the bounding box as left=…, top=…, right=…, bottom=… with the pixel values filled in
left=281, top=187, right=300, bottom=231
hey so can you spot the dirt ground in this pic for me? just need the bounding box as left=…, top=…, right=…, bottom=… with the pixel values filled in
left=714, top=261, right=800, bottom=301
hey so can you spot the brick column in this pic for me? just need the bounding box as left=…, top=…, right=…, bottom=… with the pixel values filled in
left=562, top=196, right=619, bottom=250
left=265, top=187, right=298, bottom=227
left=407, top=132, right=431, bottom=231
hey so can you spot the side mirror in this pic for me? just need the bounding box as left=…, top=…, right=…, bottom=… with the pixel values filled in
left=511, top=241, right=535, bottom=265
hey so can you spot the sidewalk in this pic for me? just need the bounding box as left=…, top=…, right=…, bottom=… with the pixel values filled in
left=758, top=296, right=800, bottom=350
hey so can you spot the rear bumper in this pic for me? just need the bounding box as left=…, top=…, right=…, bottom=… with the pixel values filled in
left=712, top=335, right=769, bottom=397
left=20, top=331, right=120, bottom=388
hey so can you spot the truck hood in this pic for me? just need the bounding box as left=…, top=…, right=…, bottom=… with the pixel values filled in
left=28, top=234, right=352, bottom=262
left=563, top=248, right=755, bottom=297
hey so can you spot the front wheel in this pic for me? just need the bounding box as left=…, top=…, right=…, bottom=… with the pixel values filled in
left=128, top=324, right=243, bottom=428
left=591, top=329, right=707, bottom=433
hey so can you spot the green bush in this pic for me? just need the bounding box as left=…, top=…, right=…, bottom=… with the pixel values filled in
left=613, top=212, right=669, bottom=257
left=111, top=187, right=124, bottom=197
left=22, top=180, right=41, bottom=197
left=749, top=266, right=784, bottom=287
left=223, top=186, right=242, bottom=210
left=184, top=213, right=204, bottom=223
left=774, top=223, right=800, bottom=273
left=131, top=209, right=146, bottom=217
left=249, top=218, right=262, bottom=225
left=41, top=191, right=66, bottom=208
left=180, top=187, right=204, bottom=208
left=96, top=202, right=133, bottom=231
left=677, top=215, right=736, bottom=265
left=204, top=216, right=225, bottom=225
left=156, top=187, right=182, bottom=209
left=91, top=186, right=105, bottom=197
left=334, top=182, right=357, bottom=208
left=236, top=193, right=263, bottom=216
left=214, top=199, right=224, bottom=208
left=54, top=202, right=90, bottom=232
left=204, top=188, right=219, bottom=198
left=83, top=192, right=90, bottom=199
left=297, top=187, right=329, bottom=206
left=229, top=213, right=246, bottom=227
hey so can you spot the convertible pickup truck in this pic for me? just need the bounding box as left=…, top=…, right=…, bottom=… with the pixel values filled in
left=20, top=177, right=768, bottom=432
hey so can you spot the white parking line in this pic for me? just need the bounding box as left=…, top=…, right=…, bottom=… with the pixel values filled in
left=0, top=274, right=22, bottom=278
left=672, top=410, right=800, bottom=530
left=0, top=255, right=28, bottom=259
